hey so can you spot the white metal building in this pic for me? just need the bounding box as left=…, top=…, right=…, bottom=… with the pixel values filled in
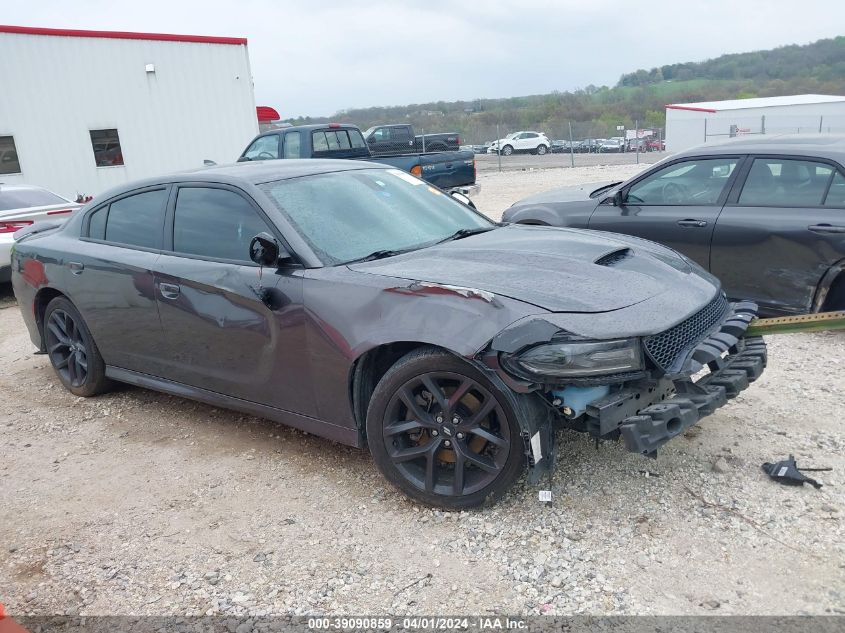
left=665, top=94, right=845, bottom=153
left=0, top=25, right=259, bottom=199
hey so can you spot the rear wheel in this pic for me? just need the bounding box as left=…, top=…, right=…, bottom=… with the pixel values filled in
left=366, top=348, right=525, bottom=508
left=43, top=296, right=111, bottom=397
left=823, top=277, right=845, bottom=311
left=537, top=144, right=548, bottom=155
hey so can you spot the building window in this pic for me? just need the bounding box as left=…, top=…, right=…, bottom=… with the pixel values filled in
left=90, top=129, right=124, bottom=167
left=0, top=136, right=22, bottom=175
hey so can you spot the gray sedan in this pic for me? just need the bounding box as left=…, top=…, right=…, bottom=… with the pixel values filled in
left=503, top=135, right=845, bottom=316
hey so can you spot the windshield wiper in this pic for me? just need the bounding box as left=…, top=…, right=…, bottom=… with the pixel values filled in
left=438, top=226, right=495, bottom=244
left=345, top=249, right=405, bottom=264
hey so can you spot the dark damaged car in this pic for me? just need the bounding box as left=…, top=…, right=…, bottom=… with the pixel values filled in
left=11, top=160, right=767, bottom=508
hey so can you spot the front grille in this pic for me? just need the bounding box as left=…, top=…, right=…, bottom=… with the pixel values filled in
left=644, top=293, right=729, bottom=371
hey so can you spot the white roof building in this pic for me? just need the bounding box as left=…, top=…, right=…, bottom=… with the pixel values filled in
left=665, top=94, right=845, bottom=153
left=0, top=25, right=261, bottom=199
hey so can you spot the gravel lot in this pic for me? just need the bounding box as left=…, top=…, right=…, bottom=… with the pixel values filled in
left=1, top=164, right=844, bottom=618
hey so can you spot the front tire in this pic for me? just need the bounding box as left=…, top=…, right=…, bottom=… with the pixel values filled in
left=501, top=145, right=514, bottom=156
left=43, top=296, right=111, bottom=397
left=366, top=348, right=525, bottom=508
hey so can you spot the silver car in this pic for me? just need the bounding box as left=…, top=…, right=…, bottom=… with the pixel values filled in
left=0, top=185, right=80, bottom=282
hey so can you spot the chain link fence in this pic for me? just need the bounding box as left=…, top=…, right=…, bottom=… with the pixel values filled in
left=454, top=120, right=666, bottom=171
left=695, top=114, right=845, bottom=143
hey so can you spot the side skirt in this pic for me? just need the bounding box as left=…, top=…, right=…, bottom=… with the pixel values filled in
left=105, top=366, right=361, bottom=448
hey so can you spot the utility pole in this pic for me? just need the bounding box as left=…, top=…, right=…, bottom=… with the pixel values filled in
left=635, top=119, right=639, bottom=165
left=496, top=123, right=502, bottom=173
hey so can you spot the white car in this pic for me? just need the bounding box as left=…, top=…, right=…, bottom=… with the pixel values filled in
left=0, top=185, right=80, bottom=282
left=487, top=131, right=551, bottom=156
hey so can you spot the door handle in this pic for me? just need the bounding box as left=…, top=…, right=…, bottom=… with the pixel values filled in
left=67, top=261, right=84, bottom=275
left=677, top=219, right=707, bottom=228
left=159, top=282, right=181, bottom=300
left=808, top=224, right=845, bottom=234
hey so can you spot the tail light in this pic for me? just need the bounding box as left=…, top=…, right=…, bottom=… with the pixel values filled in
left=473, top=159, right=476, bottom=182
left=410, top=165, right=423, bottom=177
left=0, top=220, right=34, bottom=234
left=457, top=136, right=461, bottom=145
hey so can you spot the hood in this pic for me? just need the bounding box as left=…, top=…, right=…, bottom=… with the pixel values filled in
left=349, top=224, right=713, bottom=313
left=510, top=181, right=619, bottom=207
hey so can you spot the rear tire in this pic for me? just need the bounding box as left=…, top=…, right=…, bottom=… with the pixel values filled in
left=537, top=144, right=548, bottom=155
left=366, top=348, right=525, bottom=509
left=43, top=296, right=112, bottom=397
left=823, top=277, right=845, bottom=311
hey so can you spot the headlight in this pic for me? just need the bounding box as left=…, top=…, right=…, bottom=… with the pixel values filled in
left=504, top=339, right=643, bottom=378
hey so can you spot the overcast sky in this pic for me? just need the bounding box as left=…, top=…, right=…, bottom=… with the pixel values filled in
left=5, top=0, right=845, bottom=117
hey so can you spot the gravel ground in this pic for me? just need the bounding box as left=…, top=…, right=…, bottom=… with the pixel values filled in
left=1, top=164, right=844, bottom=618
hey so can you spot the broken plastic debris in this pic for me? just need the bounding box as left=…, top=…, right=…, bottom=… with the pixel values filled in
left=762, top=454, right=823, bottom=489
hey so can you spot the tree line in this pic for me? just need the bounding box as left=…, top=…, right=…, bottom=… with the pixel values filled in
left=285, top=36, right=845, bottom=144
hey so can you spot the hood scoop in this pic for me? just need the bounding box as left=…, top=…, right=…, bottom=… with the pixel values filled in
left=595, top=247, right=632, bottom=267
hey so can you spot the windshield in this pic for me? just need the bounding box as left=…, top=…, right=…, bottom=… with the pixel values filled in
left=261, top=168, right=494, bottom=265
left=0, top=188, right=68, bottom=211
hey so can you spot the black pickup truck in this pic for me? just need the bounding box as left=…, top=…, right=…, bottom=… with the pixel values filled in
left=238, top=124, right=477, bottom=194
left=362, top=124, right=461, bottom=156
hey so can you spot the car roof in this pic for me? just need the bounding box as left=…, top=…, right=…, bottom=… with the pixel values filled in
left=257, top=124, right=359, bottom=134
left=92, top=159, right=393, bottom=202
left=678, top=134, right=845, bottom=160
left=0, top=184, right=54, bottom=193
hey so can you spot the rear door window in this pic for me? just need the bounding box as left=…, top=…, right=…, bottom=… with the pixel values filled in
left=283, top=131, right=302, bottom=158
left=739, top=158, right=834, bottom=207
left=97, top=188, right=168, bottom=248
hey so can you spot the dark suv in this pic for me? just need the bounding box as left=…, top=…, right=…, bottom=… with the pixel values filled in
left=503, top=135, right=845, bottom=316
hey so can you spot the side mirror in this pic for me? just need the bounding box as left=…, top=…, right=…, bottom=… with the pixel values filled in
left=237, top=156, right=250, bottom=162
left=367, top=136, right=375, bottom=143
left=613, top=190, right=625, bottom=207
left=203, top=159, right=217, bottom=166
left=249, top=232, right=287, bottom=267
left=450, top=191, right=472, bottom=206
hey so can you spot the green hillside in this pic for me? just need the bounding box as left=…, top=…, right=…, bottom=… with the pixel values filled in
left=285, top=36, right=845, bottom=144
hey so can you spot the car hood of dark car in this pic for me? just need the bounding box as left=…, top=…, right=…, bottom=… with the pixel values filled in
left=348, top=224, right=712, bottom=313
left=509, top=181, right=618, bottom=207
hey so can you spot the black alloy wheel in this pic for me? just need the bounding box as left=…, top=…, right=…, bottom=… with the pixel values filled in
left=43, top=296, right=111, bottom=397
left=367, top=348, right=524, bottom=508
left=46, top=308, right=88, bottom=388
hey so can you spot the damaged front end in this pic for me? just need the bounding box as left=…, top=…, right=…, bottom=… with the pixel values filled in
left=482, top=293, right=767, bottom=478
